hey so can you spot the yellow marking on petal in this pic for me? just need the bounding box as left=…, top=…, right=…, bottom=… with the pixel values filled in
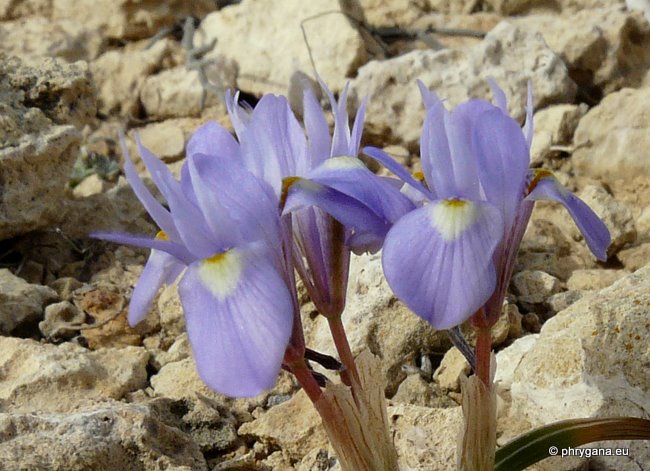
left=280, top=176, right=323, bottom=209
left=155, top=230, right=169, bottom=241
left=321, top=156, right=365, bottom=170
left=429, top=198, right=478, bottom=241
left=527, top=169, right=554, bottom=194
left=196, top=249, right=243, bottom=301
left=413, top=171, right=425, bottom=182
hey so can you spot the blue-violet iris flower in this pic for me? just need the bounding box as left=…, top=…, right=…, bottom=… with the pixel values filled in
left=365, top=81, right=611, bottom=330
left=94, top=83, right=411, bottom=397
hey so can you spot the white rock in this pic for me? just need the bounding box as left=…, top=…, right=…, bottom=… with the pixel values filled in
left=0, top=16, right=105, bottom=64
left=434, top=347, right=470, bottom=392
left=530, top=104, right=586, bottom=166
left=494, top=334, right=538, bottom=391
left=0, top=337, right=149, bottom=413
left=390, top=403, right=462, bottom=470
left=91, top=38, right=181, bottom=116
left=355, top=0, right=432, bottom=27
left=350, top=21, right=576, bottom=147
left=51, top=0, right=215, bottom=41
left=140, top=63, right=236, bottom=120
left=0, top=401, right=207, bottom=470
left=504, top=267, right=650, bottom=469
left=573, top=88, right=650, bottom=185
left=511, top=270, right=563, bottom=304
left=566, top=268, right=630, bottom=291
left=39, top=300, right=86, bottom=340
left=198, top=0, right=367, bottom=95
left=0, top=269, right=58, bottom=334
left=617, top=243, right=650, bottom=272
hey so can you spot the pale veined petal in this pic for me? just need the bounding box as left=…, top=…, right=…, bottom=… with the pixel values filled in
left=382, top=199, right=503, bottom=329
left=239, top=94, right=308, bottom=195
left=526, top=171, right=611, bottom=261
left=118, top=133, right=179, bottom=241
left=187, top=152, right=282, bottom=250
left=319, top=79, right=351, bottom=158
left=349, top=96, right=367, bottom=156
left=179, top=245, right=294, bottom=397
left=487, top=78, right=508, bottom=114
left=91, top=231, right=194, bottom=264
left=303, top=87, right=331, bottom=167
left=186, top=121, right=240, bottom=160
left=362, top=146, right=433, bottom=200
left=135, top=135, right=216, bottom=257
left=472, top=107, right=530, bottom=233
left=524, top=81, right=534, bottom=149
left=128, top=249, right=184, bottom=326
left=307, top=156, right=415, bottom=225
left=282, top=177, right=390, bottom=252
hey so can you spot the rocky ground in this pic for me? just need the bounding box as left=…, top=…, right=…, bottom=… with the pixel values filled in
left=1, top=0, right=649, bottom=470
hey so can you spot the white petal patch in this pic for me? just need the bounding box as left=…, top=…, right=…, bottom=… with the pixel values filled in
left=320, top=155, right=365, bottom=171
left=429, top=199, right=479, bottom=241
left=196, top=249, right=244, bottom=301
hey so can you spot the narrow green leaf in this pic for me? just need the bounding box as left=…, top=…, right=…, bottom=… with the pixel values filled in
left=494, top=417, right=650, bottom=471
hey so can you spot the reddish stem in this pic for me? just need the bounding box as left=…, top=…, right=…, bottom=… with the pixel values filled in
left=287, top=358, right=322, bottom=403
left=327, top=316, right=360, bottom=388
left=474, top=325, right=492, bottom=387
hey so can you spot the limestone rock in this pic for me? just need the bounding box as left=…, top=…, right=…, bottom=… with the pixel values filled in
left=566, top=268, right=630, bottom=291
left=511, top=270, right=563, bottom=304
left=198, top=0, right=368, bottom=95
left=51, top=0, right=216, bottom=41
left=573, top=88, right=650, bottom=186
left=0, top=0, right=52, bottom=19
left=512, top=7, right=650, bottom=94
left=90, top=38, right=181, bottom=117
left=389, top=403, right=462, bottom=470
left=428, top=0, right=479, bottom=14
left=306, top=252, right=450, bottom=396
left=350, top=21, right=576, bottom=147
left=140, top=63, right=236, bottom=120
left=0, top=401, right=207, bottom=470
left=530, top=104, right=586, bottom=166
left=503, top=267, right=650, bottom=469
left=545, top=289, right=584, bottom=315
left=484, top=0, right=625, bottom=15
left=434, top=347, right=471, bottom=392
left=617, top=242, right=650, bottom=271
left=39, top=300, right=86, bottom=340
left=0, top=16, right=105, bottom=64
left=355, top=0, right=432, bottom=27
left=0, top=337, right=149, bottom=413
left=0, top=55, right=97, bottom=239
left=0, top=269, right=58, bottom=334
left=238, top=390, right=326, bottom=461
left=393, top=374, right=456, bottom=408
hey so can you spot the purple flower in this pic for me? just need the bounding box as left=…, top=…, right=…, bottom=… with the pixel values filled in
left=94, top=82, right=411, bottom=396
left=367, top=81, right=611, bottom=330
left=95, top=135, right=294, bottom=398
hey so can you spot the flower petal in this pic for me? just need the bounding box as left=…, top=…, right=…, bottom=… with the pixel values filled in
left=526, top=172, right=611, bottom=260
left=238, top=94, right=308, bottom=195
left=128, top=250, right=184, bottom=326
left=187, top=152, right=282, bottom=250
left=119, top=133, right=179, bottom=241
left=382, top=199, right=503, bottom=329
left=362, top=146, right=433, bottom=199
left=91, top=231, right=194, bottom=264
left=307, top=156, right=415, bottom=225
left=179, top=245, right=293, bottom=397
left=282, top=178, right=390, bottom=252
left=472, top=107, right=530, bottom=232
left=186, top=121, right=240, bottom=160
left=303, top=87, right=331, bottom=167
